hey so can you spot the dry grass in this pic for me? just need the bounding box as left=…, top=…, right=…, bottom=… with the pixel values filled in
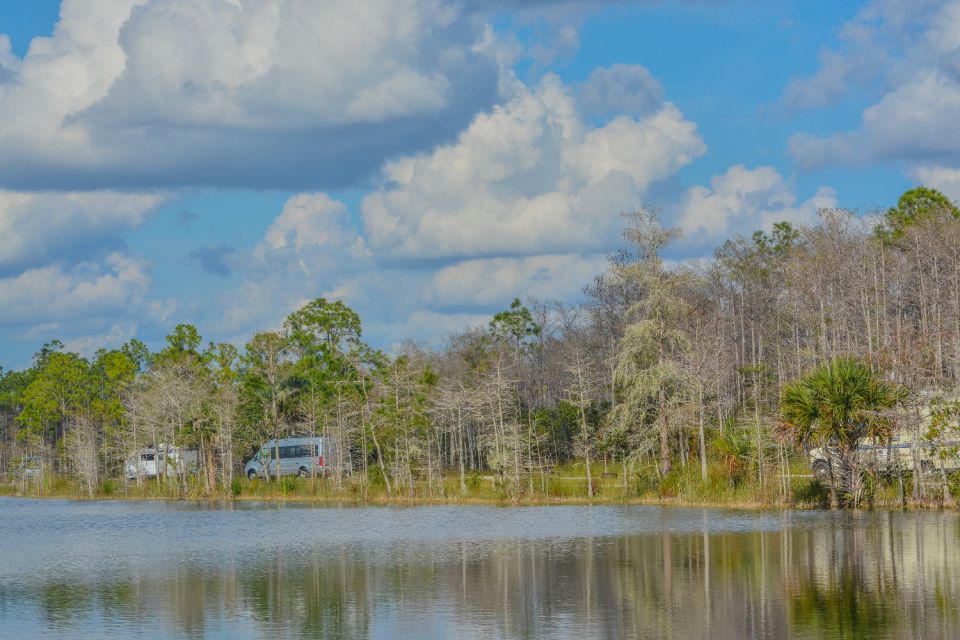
left=2, top=461, right=953, bottom=510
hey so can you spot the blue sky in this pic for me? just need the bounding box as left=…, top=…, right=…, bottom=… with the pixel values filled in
left=0, top=0, right=951, bottom=368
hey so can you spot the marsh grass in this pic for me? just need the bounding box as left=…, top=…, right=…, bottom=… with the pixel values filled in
left=2, top=460, right=949, bottom=509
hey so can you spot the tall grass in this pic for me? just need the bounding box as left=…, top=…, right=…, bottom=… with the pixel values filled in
left=2, top=460, right=954, bottom=508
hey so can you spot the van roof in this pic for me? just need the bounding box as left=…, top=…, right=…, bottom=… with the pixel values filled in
left=261, top=436, right=324, bottom=447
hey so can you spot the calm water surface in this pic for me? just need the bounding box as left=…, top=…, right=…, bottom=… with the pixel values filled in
left=0, top=498, right=958, bottom=639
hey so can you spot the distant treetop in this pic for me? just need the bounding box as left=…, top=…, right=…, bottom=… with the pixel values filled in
left=880, top=187, right=960, bottom=242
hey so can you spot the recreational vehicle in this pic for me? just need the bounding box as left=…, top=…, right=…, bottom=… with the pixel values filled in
left=244, top=436, right=346, bottom=480
left=809, top=435, right=960, bottom=484
left=125, top=445, right=198, bottom=480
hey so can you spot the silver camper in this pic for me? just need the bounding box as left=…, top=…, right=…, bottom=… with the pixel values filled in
left=809, top=436, right=960, bottom=484
left=125, top=444, right=198, bottom=480
left=244, top=436, right=346, bottom=480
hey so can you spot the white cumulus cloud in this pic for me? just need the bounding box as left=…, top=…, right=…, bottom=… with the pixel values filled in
left=787, top=0, right=960, bottom=177
left=361, top=73, right=705, bottom=260
left=577, top=63, right=664, bottom=117
left=256, top=193, right=369, bottom=268
left=0, top=253, right=151, bottom=326
left=0, top=0, right=500, bottom=190
left=211, top=67, right=706, bottom=346
left=911, top=165, right=960, bottom=201
left=677, top=165, right=837, bottom=245
left=0, top=190, right=166, bottom=273
left=426, top=254, right=607, bottom=308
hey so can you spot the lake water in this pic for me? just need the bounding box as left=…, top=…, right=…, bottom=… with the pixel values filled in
left=0, top=499, right=958, bottom=639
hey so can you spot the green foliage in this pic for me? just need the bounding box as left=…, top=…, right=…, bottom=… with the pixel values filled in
left=0, top=367, right=33, bottom=415
left=533, top=402, right=579, bottom=458
left=120, top=339, right=151, bottom=372
left=32, top=340, right=65, bottom=369
left=489, top=298, right=540, bottom=347
left=877, top=186, right=959, bottom=242
left=240, top=330, right=293, bottom=441
left=711, top=428, right=754, bottom=481
left=458, top=330, right=495, bottom=372
left=91, top=349, right=137, bottom=427
left=780, top=356, right=903, bottom=507
left=366, top=464, right=386, bottom=488
left=751, top=221, right=800, bottom=258
left=206, top=342, right=240, bottom=384
left=792, top=475, right=831, bottom=508
left=164, top=324, right=203, bottom=356
left=284, top=297, right=364, bottom=357
left=779, top=357, right=903, bottom=450
left=101, top=479, right=117, bottom=496
left=369, top=351, right=438, bottom=482
left=466, top=470, right=482, bottom=491
left=9, top=206, right=960, bottom=511
left=611, top=210, right=689, bottom=474
left=17, top=351, right=93, bottom=440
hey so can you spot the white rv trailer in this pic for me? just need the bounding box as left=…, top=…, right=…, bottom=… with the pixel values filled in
left=125, top=444, right=198, bottom=480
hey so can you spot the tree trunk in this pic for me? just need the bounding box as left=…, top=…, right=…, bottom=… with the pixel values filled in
left=698, top=385, right=707, bottom=483
left=659, top=385, right=671, bottom=476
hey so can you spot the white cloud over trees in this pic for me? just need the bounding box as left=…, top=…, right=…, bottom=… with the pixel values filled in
left=0, top=0, right=500, bottom=190
left=787, top=0, right=960, bottom=179
left=210, top=69, right=708, bottom=344
left=361, top=74, right=704, bottom=260
left=0, top=0, right=849, bottom=357
left=676, top=165, right=837, bottom=247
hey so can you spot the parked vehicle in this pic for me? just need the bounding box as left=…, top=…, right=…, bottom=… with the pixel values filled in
left=809, top=435, right=960, bottom=484
left=125, top=445, right=198, bottom=480
left=16, top=455, right=43, bottom=479
left=244, top=437, right=346, bottom=480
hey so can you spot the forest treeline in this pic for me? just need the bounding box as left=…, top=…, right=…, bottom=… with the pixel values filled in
left=3, top=187, right=960, bottom=504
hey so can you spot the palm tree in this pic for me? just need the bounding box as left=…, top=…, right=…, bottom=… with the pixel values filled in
left=779, top=357, right=903, bottom=508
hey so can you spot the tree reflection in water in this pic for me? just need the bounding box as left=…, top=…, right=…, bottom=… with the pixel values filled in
left=3, top=507, right=960, bottom=639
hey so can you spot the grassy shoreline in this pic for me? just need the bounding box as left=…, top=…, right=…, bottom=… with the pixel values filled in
left=3, top=463, right=951, bottom=510
left=1, top=490, right=945, bottom=511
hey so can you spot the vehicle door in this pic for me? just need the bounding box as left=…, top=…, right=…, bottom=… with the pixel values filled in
left=266, top=447, right=282, bottom=477
left=277, top=446, right=295, bottom=476
left=288, top=445, right=307, bottom=474
left=143, top=452, right=157, bottom=478
left=286, top=446, right=309, bottom=475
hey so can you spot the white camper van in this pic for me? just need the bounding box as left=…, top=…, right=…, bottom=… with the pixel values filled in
left=244, top=436, right=347, bottom=480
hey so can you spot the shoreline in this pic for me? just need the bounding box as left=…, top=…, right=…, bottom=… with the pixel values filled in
left=1, top=489, right=941, bottom=511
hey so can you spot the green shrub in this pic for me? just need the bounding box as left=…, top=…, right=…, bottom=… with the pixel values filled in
left=366, top=465, right=385, bottom=488
left=230, top=478, right=243, bottom=497
left=466, top=471, right=482, bottom=491
left=279, top=477, right=297, bottom=494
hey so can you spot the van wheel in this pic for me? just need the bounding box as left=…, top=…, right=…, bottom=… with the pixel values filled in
left=247, top=469, right=258, bottom=481
left=812, top=460, right=832, bottom=485
left=298, top=467, right=309, bottom=478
